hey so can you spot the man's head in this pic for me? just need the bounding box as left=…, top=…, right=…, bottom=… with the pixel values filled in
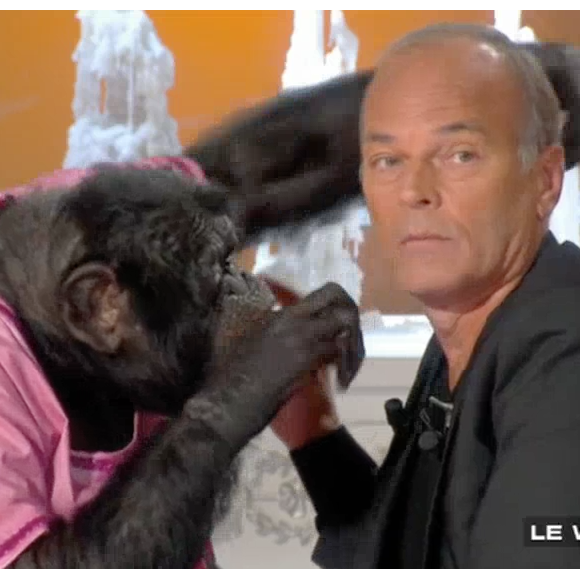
left=360, top=23, right=566, bottom=312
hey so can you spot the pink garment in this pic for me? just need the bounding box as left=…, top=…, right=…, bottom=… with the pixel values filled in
left=4, top=156, right=208, bottom=197
left=0, top=157, right=216, bottom=568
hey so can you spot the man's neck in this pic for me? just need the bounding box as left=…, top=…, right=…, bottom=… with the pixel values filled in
left=425, top=271, right=531, bottom=391
left=423, top=229, right=549, bottom=389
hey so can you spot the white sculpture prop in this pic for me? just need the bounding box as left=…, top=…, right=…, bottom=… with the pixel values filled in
left=494, top=9, right=536, bottom=43
left=494, top=9, right=580, bottom=248
left=253, top=10, right=385, bottom=332
left=63, top=10, right=181, bottom=169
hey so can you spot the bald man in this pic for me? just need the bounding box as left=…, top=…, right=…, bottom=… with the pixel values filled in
left=268, top=23, right=580, bottom=568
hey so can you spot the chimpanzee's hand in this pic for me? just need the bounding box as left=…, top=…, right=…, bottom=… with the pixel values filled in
left=186, top=281, right=365, bottom=453
left=244, top=281, right=364, bottom=390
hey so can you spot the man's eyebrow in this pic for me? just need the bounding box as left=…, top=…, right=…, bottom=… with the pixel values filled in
left=363, top=121, right=487, bottom=144
left=436, top=121, right=487, bottom=136
left=363, top=132, right=395, bottom=144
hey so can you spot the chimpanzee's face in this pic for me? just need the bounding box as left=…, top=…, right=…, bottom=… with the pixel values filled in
left=5, top=168, right=270, bottom=416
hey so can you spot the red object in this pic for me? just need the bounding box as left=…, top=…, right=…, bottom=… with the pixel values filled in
left=260, top=277, right=302, bottom=307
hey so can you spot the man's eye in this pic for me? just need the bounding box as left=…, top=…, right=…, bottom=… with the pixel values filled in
left=370, top=156, right=401, bottom=170
left=451, top=150, right=477, bottom=163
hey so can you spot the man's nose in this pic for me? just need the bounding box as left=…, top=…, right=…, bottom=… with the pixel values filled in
left=399, top=161, right=440, bottom=208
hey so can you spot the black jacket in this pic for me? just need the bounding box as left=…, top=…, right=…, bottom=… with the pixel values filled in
left=291, top=232, right=580, bottom=568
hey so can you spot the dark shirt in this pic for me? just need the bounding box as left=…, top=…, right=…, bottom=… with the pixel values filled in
left=383, top=363, right=453, bottom=568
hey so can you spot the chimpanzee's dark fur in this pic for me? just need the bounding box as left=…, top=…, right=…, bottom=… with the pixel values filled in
left=520, top=42, right=580, bottom=171
left=186, top=70, right=372, bottom=244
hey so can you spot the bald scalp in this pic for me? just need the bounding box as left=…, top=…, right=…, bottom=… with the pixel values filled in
left=362, top=23, right=565, bottom=170
left=365, top=36, right=524, bottom=125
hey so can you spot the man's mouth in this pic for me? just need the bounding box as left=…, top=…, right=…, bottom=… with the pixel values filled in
left=401, top=233, right=451, bottom=245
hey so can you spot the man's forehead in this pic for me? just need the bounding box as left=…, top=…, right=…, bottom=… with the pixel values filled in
left=363, top=120, right=489, bottom=145
left=362, top=42, right=523, bottom=139
left=363, top=74, right=495, bottom=133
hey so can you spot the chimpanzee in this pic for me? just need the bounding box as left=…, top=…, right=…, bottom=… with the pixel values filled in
left=0, top=166, right=364, bottom=568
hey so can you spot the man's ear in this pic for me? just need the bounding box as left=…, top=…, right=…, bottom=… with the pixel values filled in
left=535, top=144, right=566, bottom=223
left=60, top=263, right=129, bottom=354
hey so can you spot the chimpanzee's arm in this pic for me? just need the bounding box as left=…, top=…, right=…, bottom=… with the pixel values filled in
left=9, top=393, right=241, bottom=568
left=10, top=282, right=364, bottom=569
left=235, top=166, right=363, bottom=245
left=11, top=364, right=302, bottom=569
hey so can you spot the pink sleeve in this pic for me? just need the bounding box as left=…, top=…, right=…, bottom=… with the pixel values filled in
left=0, top=364, right=52, bottom=568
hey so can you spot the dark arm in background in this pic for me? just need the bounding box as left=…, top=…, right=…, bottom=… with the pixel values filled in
left=185, top=70, right=371, bottom=246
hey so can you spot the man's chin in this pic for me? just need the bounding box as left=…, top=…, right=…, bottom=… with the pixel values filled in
left=406, top=282, right=477, bottom=313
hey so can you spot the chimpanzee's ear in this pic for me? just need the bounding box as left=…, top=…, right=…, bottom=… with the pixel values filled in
left=60, top=263, right=130, bottom=354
